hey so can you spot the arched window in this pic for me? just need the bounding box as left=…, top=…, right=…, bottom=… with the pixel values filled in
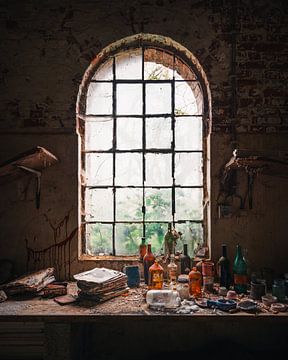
left=77, top=34, right=211, bottom=258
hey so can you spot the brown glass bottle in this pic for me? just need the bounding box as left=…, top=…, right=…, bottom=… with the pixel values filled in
left=143, top=244, right=155, bottom=285
left=188, top=267, right=202, bottom=297
left=148, top=260, right=164, bottom=290
left=139, top=237, right=147, bottom=262
left=180, top=244, right=191, bottom=274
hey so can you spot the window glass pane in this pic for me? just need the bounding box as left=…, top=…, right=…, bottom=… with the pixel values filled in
left=145, top=188, right=172, bottom=221
left=145, top=223, right=166, bottom=256
left=175, top=116, right=202, bottom=150
left=85, top=153, right=113, bottom=186
left=146, top=83, right=171, bottom=114
left=115, top=223, right=142, bottom=255
left=86, top=223, right=113, bottom=256
left=115, top=153, right=142, bottom=186
left=117, top=117, right=142, bottom=150
left=92, top=58, right=113, bottom=80
left=175, top=81, right=197, bottom=115
left=85, top=118, right=113, bottom=151
left=116, top=188, right=143, bottom=221
left=85, top=188, right=113, bottom=221
left=117, top=84, right=142, bottom=115
left=175, top=153, right=202, bottom=186
left=174, top=222, right=203, bottom=258
left=145, top=153, right=172, bottom=186
left=175, top=188, right=203, bottom=221
left=86, top=82, right=112, bottom=115
left=146, top=117, right=172, bottom=149
left=115, top=49, right=142, bottom=79
left=144, top=62, right=173, bottom=80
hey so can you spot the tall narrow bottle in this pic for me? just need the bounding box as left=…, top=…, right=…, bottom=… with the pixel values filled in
left=164, top=223, right=175, bottom=258
left=148, top=260, right=164, bottom=290
left=143, top=244, right=155, bottom=285
left=180, top=244, right=191, bottom=274
left=167, top=254, right=178, bottom=287
left=216, top=244, right=231, bottom=289
left=139, top=237, right=147, bottom=262
left=233, top=244, right=248, bottom=294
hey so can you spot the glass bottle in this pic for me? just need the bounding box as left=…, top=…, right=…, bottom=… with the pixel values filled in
left=233, top=244, right=248, bottom=294
left=164, top=223, right=175, bottom=258
left=272, top=279, right=286, bottom=302
left=188, top=267, right=202, bottom=297
left=167, top=254, right=178, bottom=287
left=139, top=237, right=147, bottom=262
left=216, top=244, right=231, bottom=289
left=180, top=244, right=191, bottom=274
left=143, top=244, right=155, bottom=285
left=148, top=260, right=164, bottom=290
left=176, top=274, right=190, bottom=300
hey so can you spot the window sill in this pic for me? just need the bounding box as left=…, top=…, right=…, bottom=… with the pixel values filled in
left=79, top=254, right=139, bottom=262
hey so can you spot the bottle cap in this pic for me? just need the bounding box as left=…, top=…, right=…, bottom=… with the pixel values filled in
left=178, top=275, right=189, bottom=283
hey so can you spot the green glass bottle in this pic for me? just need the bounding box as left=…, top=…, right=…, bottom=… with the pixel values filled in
left=233, top=244, right=248, bottom=294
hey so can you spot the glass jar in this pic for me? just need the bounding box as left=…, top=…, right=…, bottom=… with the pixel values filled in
left=272, top=279, right=286, bottom=302
left=176, top=275, right=190, bottom=300
left=146, top=290, right=181, bottom=309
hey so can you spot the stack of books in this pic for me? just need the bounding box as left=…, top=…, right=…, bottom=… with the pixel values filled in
left=74, top=267, right=128, bottom=302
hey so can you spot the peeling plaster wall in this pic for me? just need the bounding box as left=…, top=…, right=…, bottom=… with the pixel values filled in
left=0, top=0, right=287, bottom=278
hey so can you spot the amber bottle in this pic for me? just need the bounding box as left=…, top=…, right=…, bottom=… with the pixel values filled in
left=143, top=244, right=155, bottom=285
left=139, top=237, right=147, bottom=262
left=167, top=254, right=178, bottom=286
left=148, top=260, right=164, bottom=290
left=188, top=267, right=202, bottom=297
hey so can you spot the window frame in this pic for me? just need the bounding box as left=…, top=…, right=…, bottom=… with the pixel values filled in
left=77, top=34, right=211, bottom=261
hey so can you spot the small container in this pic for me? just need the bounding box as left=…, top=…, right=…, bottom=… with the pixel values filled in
left=176, top=275, right=190, bottom=300
left=146, top=290, right=181, bottom=309
left=250, top=280, right=266, bottom=300
left=270, top=303, right=287, bottom=312
left=261, top=294, right=277, bottom=307
left=272, top=279, right=286, bottom=302
left=226, top=290, right=237, bottom=300
left=123, top=265, right=140, bottom=288
left=218, top=286, right=228, bottom=296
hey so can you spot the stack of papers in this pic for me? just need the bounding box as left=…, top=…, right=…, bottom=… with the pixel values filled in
left=74, top=267, right=128, bottom=302
left=1, top=268, right=55, bottom=296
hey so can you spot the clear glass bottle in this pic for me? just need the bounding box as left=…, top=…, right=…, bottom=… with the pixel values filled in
left=164, top=223, right=175, bottom=258
left=176, top=275, right=190, bottom=300
left=216, top=244, right=231, bottom=289
left=148, top=260, right=164, bottom=290
left=146, top=289, right=181, bottom=309
left=180, top=244, right=191, bottom=274
left=139, top=237, right=147, bottom=262
left=233, top=244, right=248, bottom=294
left=167, top=254, right=178, bottom=286
left=143, top=244, right=155, bottom=285
left=188, top=267, right=202, bottom=297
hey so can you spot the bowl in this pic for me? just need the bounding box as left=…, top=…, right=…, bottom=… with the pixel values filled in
left=237, top=300, right=258, bottom=312
left=270, top=303, right=287, bottom=312
left=261, top=294, right=277, bottom=307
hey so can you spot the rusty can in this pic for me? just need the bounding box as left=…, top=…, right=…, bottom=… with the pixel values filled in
left=202, top=261, right=215, bottom=276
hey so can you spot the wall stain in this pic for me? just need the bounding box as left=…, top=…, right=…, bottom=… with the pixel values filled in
left=25, top=210, right=77, bottom=280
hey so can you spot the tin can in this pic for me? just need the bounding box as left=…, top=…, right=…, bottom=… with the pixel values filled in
left=202, top=261, right=215, bottom=276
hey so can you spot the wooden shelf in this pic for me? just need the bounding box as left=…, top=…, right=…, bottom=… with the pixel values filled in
left=0, top=146, right=58, bottom=185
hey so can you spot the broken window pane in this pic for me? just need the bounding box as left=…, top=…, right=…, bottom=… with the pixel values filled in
left=146, top=83, right=171, bottom=114
left=116, top=188, right=143, bottom=221
left=115, top=223, right=142, bottom=255
left=145, top=153, right=172, bottom=186
left=115, top=49, right=142, bottom=79
left=175, top=188, right=203, bottom=221
left=117, top=84, right=142, bottom=115
left=115, top=153, right=142, bottom=186
left=175, top=152, right=202, bottom=186
left=174, top=57, right=197, bottom=81
left=175, top=81, right=198, bottom=115
left=175, top=116, right=202, bottom=150
left=85, top=118, right=113, bottom=151
left=145, top=223, right=166, bottom=256
left=146, top=117, right=172, bottom=149
left=144, top=62, right=173, bottom=80
left=145, top=188, right=172, bottom=221
left=85, top=153, right=113, bottom=186
left=174, top=222, right=203, bottom=257
left=85, top=188, right=113, bottom=221
left=86, top=82, right=112, bottom=115
left=86, top=223, right=113, bottom=256
left=117, top=117, right=142, bottom=150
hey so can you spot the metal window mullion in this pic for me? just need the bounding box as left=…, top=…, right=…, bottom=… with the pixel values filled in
left=112, top=57, right=116, bottom=256
left=171, top=54, right=176, bottom=226
left=83, top=113, right=203, bottom=119
left=142, top=46, right=146, bottom=239
left=83, top=220, right=204, bottom=225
